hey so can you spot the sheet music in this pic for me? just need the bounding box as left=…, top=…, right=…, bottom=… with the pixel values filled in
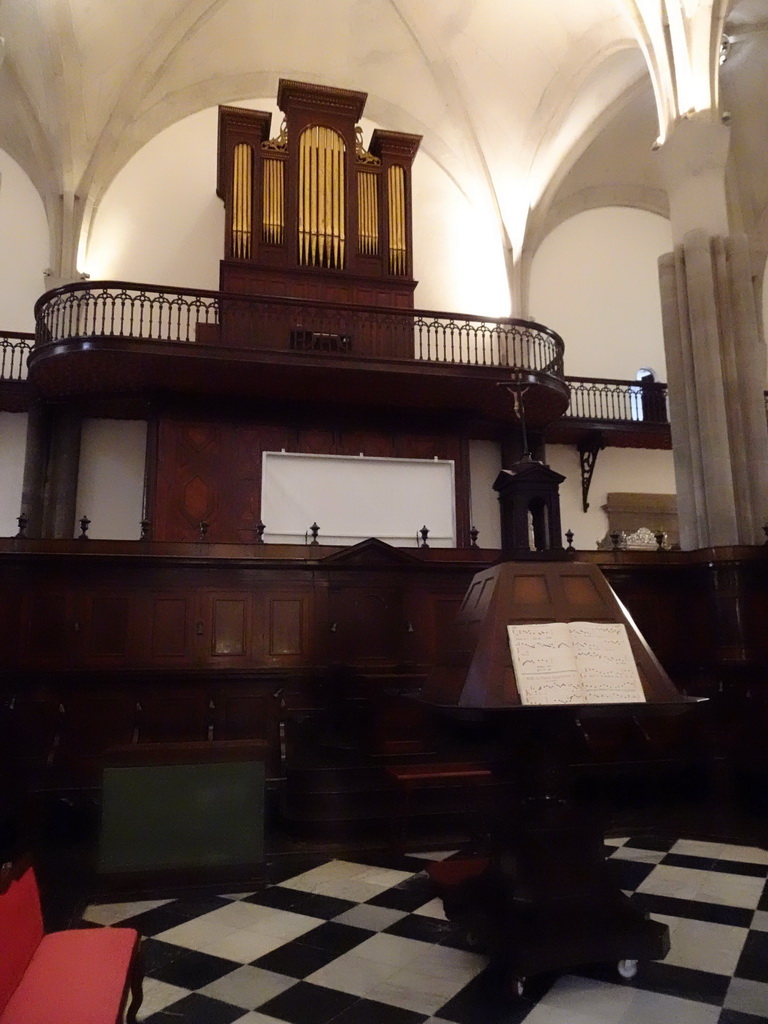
left=507, top=621, right=646, bottom=706
left=567, top=622, right=646, bottom=703
left=506, top=623, right=583, bottom=705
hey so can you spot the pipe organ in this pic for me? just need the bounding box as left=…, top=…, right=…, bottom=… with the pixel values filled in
left=217, top=80, right=421, bottom=308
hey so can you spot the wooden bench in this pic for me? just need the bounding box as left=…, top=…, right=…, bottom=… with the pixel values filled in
left=0, top=861, right=143, bottom=1024
left=385, top=762, right=494, bottom=852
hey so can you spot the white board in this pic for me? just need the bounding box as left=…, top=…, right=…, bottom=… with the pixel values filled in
left=261, top=451, right=456, bottom=546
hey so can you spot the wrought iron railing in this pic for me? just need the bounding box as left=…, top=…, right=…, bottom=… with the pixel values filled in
left=564, top=375, right=669, bottom=425
left=4, top=290, right=676, bottom=432
left=33, top=281, right=565, bottom=376
left=0, top=332, right=34, bottom=382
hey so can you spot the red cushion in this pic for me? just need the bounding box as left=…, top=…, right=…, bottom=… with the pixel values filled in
left=0, top=927, right=138, bottom=1024
left=0, top=868, right=44, bottom=1016
left=427, top=857, right=490, bottom=888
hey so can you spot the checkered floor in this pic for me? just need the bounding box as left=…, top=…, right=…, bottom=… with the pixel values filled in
left=80, top=835, right=768, bottom=1024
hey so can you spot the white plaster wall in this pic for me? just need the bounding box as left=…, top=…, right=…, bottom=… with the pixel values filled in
left=529, top=208, right=672, bottom=380
left=546, top=443, right=676, bottom=550
left=85, top=108, right=225, bottom=289
left=468, top=439, right=502, bottom=548
left=75, top=420, right=147, bottom=539
left=411, top=162, right=510, bottom=316
left=0, top=412, right=27, bottom=535
left=0, top=152, right=49, bottom=330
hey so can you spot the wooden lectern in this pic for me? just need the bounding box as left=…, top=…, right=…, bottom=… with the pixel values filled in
left=423, top=560, right=701, bottom=993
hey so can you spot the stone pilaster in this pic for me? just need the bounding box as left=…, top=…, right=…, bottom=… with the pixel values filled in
left=659, top=230, right=768, bottom=547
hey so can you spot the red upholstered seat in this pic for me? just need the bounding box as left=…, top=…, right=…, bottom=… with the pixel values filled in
left=0, top=865, right=142, bottom=1024
left=0, top=866, right=44, bottom=1018
left=0, top=928, right=139, bottom=1024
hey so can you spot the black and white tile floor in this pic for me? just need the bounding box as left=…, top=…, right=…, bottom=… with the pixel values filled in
left=81, top=835, right=768, bottom=1024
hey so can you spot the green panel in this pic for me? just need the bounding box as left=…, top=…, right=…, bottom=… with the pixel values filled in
left=98, top=760, right=264, bottom=873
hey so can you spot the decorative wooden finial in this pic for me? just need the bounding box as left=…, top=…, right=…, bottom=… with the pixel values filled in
left=565, top=529, right=574, bottom=552
left=78, top=515, right=91, bottom=540
left=309, top=522, right=320, bottom=545
left=469, top=525, right=479, bottom=549
left=199, top=520, right=209, bottom=540
left=15, top=513, right=28, bottom=538
left=255, top=520, right=266, bottom=544
left=419, top=525, right=430, bottom=548
left=140, top=518, right=151, bottom=540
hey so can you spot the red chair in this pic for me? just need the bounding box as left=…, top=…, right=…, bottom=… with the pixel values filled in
left=0, top=861, right=143, bottom=1024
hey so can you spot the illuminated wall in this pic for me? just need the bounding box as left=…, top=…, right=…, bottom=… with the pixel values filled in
left=529, top=207, right=672, bottom=380
left=0, top=151, right=48, bottom=330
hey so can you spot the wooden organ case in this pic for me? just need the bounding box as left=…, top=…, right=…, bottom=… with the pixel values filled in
left=216, top=80, right=422, bottom=314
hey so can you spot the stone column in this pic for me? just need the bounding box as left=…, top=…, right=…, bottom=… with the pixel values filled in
left=20, top=403, right=49, bottom=537
left=41, top=407, right=82, bottom=538
left=656, top=115, right=768, bottom=548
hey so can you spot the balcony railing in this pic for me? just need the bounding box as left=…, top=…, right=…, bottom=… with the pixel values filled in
left=0, top=332, right=34, bottom=382
left=4, top=289, right=675, bottom=431
left=33, top=281, right=565, bottom=375
left=563, top=375, right=669, bottom=425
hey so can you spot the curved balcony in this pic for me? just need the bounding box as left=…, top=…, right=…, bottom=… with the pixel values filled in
left=29, top=281, right=569, bottom=427
left=0, top=331, right=34, bottom=411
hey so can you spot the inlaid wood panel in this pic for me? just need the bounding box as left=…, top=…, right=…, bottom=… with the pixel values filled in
left=154, top=420, right=226, bottom=541
left=151, top=416, right=471, bottom=545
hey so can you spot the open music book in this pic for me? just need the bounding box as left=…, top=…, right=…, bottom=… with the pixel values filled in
left=506, top=621, right=647, bottom=706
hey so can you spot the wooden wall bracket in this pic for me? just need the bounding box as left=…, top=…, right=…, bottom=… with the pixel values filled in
left=577, top=432, right=606, bottom=513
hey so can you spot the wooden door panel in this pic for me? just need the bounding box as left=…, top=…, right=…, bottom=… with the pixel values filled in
left=143, top=593, right=196, bottom=664
left=21, top=592, right=74, bottom=664
left=328, top=587, right=402, bottom=664
left=201, top=592, right=253, bottom=666
left=211, top=597, right=247, bottom=656
left=254, top=590, right=314, bottom=665
left=85, top=594, right=130, bottom=659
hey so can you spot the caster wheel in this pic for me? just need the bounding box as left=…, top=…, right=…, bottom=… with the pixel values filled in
left=617, top=958, right=638, bottom=980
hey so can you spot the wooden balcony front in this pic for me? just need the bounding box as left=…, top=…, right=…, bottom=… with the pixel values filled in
left=1, top=286, right=679, bottom=449
left=24, top=282, right=568, bottom=429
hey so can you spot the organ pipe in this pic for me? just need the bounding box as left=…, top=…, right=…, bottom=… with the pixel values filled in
left=232, top=143, right=253, bottom=258
left=357, top=171, right=378, bottom=256
left=299, top=126, right=345, bottom=269
left=262, top=158, right=285, bottom=245
left=387, top=164, right=407, bottom=275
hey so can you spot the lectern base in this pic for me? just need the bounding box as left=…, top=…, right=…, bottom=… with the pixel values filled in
left=428, top=797, right=670, bottom=992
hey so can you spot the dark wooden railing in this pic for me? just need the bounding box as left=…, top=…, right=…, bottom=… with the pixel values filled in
left=4, top=289, right=675, bottom=431
left=0, top=332, right=34, bottom=382
left=563, top=375, right=669, bottom=425
left=33, top=281, right=565, bottom=375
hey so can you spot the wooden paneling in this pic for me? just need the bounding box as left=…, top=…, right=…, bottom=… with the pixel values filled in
left=86, top=594, right=130, bottom=658
left=150, top=595, right=193, bottom=661
left=259, top=590, right=314, bottom=666
left=3, top=543, right=768, bottom=802
left=209, top=595, right=249, bottom=657
left=151, top=415, right=472, bottom=546
left=22, top=593, right=72, bottom=664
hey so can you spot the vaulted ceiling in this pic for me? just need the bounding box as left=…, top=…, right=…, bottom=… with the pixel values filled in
left=0, top=0, right=766, bottom=280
